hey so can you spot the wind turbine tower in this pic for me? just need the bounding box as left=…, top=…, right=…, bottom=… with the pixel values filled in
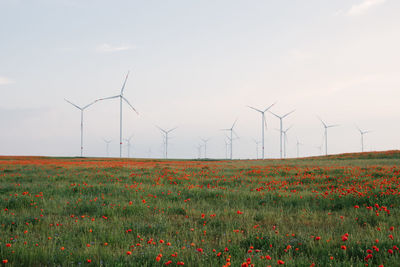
left=252, top=138, right=261, bottom=159
left=296, top=139, right=303, bottom=158
left=96, top=71, right=139, bottom=158
left=64, top=99, right=97, bottom=157
left=103, top=139, right=112, bottom=157
left=157, top=126, right=177, bottom=159
left=319, top=117, right=339, bottom=156
left=269, top=109, right=295, bottom=159
left=247, top=103, right=275, bottom=159
left=201, top=138, right=210, bottom=159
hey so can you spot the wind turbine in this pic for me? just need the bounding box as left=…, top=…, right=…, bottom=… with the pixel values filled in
left=103, top=139, right=112, bottom=157
left=276, top=125, right=292, bottom=158
left=157, top=126, right=177, bottom=159
left=296, top=139, right=303, bottom=158
left=318, top=117, right=339, bottom=156
left=247, top=103, right=275, bottom=159
left=196, top=144, right=202, bottom=159
left=124, top=134, right=134, bottom=158
left=96, top=71, right=138, bottom=158
left=269, top=109, right=295, bottom=159
left=252, top=138, right=261, bottom=159
left=200, top=138, right=210, bottom=159
left=356, top=126, right=371, bottom=152
left=221, top=119, right=238, bottom=160
left=64, top=98, right=96, bottom=157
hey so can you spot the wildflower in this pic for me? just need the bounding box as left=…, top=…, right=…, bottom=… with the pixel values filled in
left=341, top=245, right=347, bottom=250
left=277, top=259, right=285, bottom=265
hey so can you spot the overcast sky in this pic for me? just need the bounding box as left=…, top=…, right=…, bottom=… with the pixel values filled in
left=1, top=0, right=399, bottom=159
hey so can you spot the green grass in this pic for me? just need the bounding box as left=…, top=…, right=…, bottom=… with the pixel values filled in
left=0, top=151, right=399, bottom=266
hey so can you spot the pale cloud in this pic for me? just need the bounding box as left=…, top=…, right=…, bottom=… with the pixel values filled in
left=346, top=0, right=386, bottom=16
left=0, top=76, right=14, bottom=85
left=96, top=43, right=136, bottom=53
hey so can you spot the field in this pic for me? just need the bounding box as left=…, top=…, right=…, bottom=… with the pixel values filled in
left=1, top=151, right=400, bottom=266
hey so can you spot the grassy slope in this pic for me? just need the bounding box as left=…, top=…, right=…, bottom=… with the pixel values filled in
left=0, top=151, right=399, bottom=266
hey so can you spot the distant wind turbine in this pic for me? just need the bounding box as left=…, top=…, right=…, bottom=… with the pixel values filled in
left=157, top=126, right=177, bottom=159
left=200, top=138, right=210, bottom=159
left=247, top=103, right=275, bottom=159
left=103, top=138, right=112, bottom=157
left=252, top=138, right=261, bottom=159
left=96, top=71, right=138, bottom=158
left=124, top=134, right=134, bottom=158
left=318, top=117, right=339, bottom=156
left=296, top=139, right=303, bottom=158
left=269, top=109, right=295, bottom=159
left=196, top=144, right=202, bottom=159
left=282, top=125, right=292, bottom=158
left=356, top=126, right=371, bottom=152
left=64, top=98, right=96, bottom=157
left=221, top=119, right=238, bottom=160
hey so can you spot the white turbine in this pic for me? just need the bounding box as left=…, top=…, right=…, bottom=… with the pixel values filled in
left=64, top=99, right=96, bottom=157
left=269, top=109, right=295, bottom=159
left=248, top=103, right=275, bottom=159
left=318, top=117, right=339, bottom=156
left=103, top=138, right=112, bottom=157
left=196, top=144, right=202, bottom=159
left=124, top=134, right=134, bottom=158
left=200, top=138, right=210, bottom=159
left=281, top=125, right=292, bottom=158
left=296, top=139, right=303, bottom=158
left=221, top=119, right=238, bottom=160
left=356, top=126, right=371, bottom=152
left=96, top=71, right=138, bottom=158
left=252, top=138, right=261, bottom=159
left=157, top=126, right=177, bottom=159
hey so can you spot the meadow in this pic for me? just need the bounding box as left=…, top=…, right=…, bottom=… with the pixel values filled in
left=0, top=151, right=399, bottom=266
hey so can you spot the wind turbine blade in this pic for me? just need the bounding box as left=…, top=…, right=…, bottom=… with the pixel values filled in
left=231, top=118, right=238, bottom=129
left=64, top=99, right=82, bottom=110
left=82, top=100, right=97, bottom=110
left=120, top=71, right=130, bottom=95
left=96, top=95, right=120, bottom=102
left=285, top=125, right=293, bottom=132
left=317, top=116, right=327, bottom=128
left=264, top=116, right=268, bottom=130
left=263, top=102, right=276, bottom=113
left=167, top=127, right=178, bottom=133
left=122, top=96, right=139, bottom=115
left=327, top=124, right=340, bottom=128
left=282, top=109, right=295, bottom=118
left=268, top=110, right=280, bottom=118
left=156, top=125, right=167, bottom=134
left=247, top=106, right=262, bottom=113
left=220, top=128, right=230, bottom=131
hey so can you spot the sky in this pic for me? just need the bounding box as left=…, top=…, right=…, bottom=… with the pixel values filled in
left=1, top=0, right=399, bottom=159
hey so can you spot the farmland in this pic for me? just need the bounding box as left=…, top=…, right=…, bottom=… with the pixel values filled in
left=0, top=151, right=400, bottom=266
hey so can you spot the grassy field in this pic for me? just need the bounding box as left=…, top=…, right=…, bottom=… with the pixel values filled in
left=0, top=151, right=399, bottom=266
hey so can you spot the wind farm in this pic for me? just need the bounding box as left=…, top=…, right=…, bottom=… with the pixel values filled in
left=1, top=1, right=400, bottom=267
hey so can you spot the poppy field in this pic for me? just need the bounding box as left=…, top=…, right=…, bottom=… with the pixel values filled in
left=1, top=151, right=400, bottom=266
